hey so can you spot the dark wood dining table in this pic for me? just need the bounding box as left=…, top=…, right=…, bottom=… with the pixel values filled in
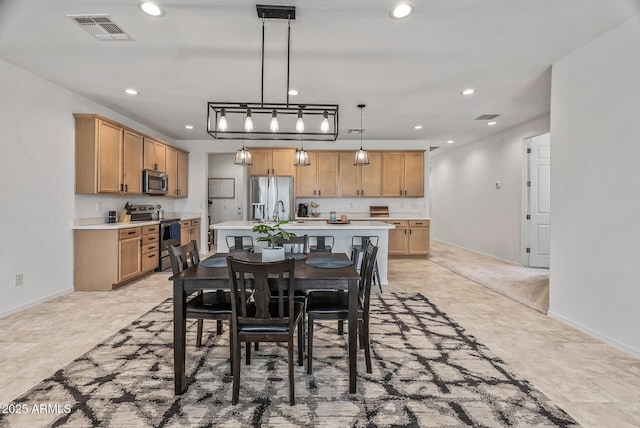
left=170, top=252, right=361, bottom=395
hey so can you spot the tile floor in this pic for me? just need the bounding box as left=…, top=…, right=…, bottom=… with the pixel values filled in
left=1, top=250, right=638, bottom=427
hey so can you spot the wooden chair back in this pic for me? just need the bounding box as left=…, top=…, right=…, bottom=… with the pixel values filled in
left=168, top=240, right=200, bottom=275
left=359, top=241, right=379, bottom=313
left=274, top=234, right=308, bottom=253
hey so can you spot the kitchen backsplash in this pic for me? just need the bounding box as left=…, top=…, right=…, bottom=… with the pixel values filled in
left=75, top=194, right=176, bottom=222
left=294, top=197, right=428, bottom=218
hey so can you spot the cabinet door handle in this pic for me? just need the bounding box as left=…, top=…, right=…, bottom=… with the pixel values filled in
left=148, top=246, right=156, bottom=251
left=272, top=168, right=275, bottom=174
left=124, top=184, right=128, bottom=192
left=120, top=184, right=124, bottom=191
left=266, top=169, right=269, bottom=175
left=148, top=254, right=155, bottom=259
left=404, top=229, right=407, bottom=234
left=128, top=231, right=136, bottom=235
left=404, top=190, right=407, bottom=196
left=318, top=190, right=321, bottom=196
left=361, top=190, right=364, bottom=195
left=410, top=229, right=412, bottom=235
left=400, top=190, right=403, bottom=196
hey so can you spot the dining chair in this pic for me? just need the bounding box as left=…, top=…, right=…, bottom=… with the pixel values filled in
left=305, top=241, right=378, bottom=375
left=308, top=235, right=334, bottom=253
left=226, top=236, right=254, bottom=253
left=274, top=234, right=308, bottom=254
left=227, top=257, right=304, bottom=405
left=351, top=235, right=382, bottom=292
left=169, top=241, right=231, bottom=347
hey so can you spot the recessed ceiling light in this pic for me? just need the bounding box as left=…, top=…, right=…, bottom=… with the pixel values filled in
left=288, top=89, right=299, bottom=96
left=487, top=121, right=497, bottom=126
left=138, top=1, right=165, bottom=17
left=390, top=3, right=414, bottom=19
left=414, top=125, right=422, bottom=130
left=124, top=88, right=139, bottom=95
left=461, top=88, right=475, bottom=95
left=447, top=140, right=454, bottom=144
left=185, top=125, right=194, bottom=130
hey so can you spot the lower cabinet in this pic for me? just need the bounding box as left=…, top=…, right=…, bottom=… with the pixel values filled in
left=386, top=220, right=430, bottom=256
left=180, top=219, right=201, bottom=250
left=74, top=225, right=159, bottom=291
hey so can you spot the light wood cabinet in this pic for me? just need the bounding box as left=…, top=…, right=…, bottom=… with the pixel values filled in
left=141, top=225, right=159, bottom=272
left=119, top=229, right=142, bottom=283
left=75, top=116, right=143, bottom=195
left=295, top=151, right=339, bottom=197
left=248, top=148, right=295, bottom=176
left=143, top=138, right=166, bottom=172
left=386, top=219, right=430, bottom=255
left=381, top=151, right=424, bottom=197
left=339, top=151, right=381, bottom=197
left=166, top=146, right=178, bottom=197
left=180, top=219, right=201, bottom=249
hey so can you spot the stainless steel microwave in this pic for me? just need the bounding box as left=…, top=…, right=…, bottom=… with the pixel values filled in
left=142, top=169, right=168, bottom=195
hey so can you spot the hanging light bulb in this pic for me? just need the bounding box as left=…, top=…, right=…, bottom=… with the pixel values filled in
left=320, top=110, right=330, bottom=133
left=296, top=108, right=305, bottom=132
left=270, top=109, right=279, bottom=132
left=245, top=108, right=254, bottom=132
left=354, top=104, right=369, bottom=166
left=235, top=114, right=252, bottom=166
left=218, top=108, right=228, bottom=131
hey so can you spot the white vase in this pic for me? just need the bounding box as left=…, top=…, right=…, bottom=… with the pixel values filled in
left=262, top=246, right=285, bottom=262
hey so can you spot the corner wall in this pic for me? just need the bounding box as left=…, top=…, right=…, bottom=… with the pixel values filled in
left=549, top=15, right=640, bottom=357
left=430, top=116, right=550, bottom=263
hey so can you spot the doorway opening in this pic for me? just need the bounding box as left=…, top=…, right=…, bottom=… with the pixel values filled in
left=524, top=133, right=550, bottom=268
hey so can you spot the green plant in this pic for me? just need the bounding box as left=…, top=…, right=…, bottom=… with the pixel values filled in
left=252, top=221, right=297, bottom=248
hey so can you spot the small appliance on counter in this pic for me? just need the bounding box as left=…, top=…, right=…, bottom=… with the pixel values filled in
left=370, top=205, right=390, bottom=217
left=107, top=211, right=117, bottom=223
left=297, top=203, right=308, bottom=217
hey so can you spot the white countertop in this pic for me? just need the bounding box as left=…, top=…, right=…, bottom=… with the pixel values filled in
left=211, top=220, right=394, bottom=230
left=72, top=213, right=201, bottom=230
left=296, top=215, right=430, bottom=221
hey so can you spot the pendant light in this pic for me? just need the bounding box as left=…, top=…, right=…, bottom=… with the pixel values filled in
left=234, top=114, right=252, bottom=166
left=296, top=108, right=305, bottom=132
left=320, top=110, right=330, bottom=133
left=354, top=104, right=369, bottom=166
left=244, top=108, right=254, bottom=132
left=270, top=109, right=279, bottom=132
left=294, top=135, right=311, bottom=167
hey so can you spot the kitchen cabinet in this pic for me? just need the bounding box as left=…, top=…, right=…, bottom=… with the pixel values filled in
left=165, top=148, right=189, bottom=198
left=143, top=137, right=166, bottom=172
left=386, top=219, right=430, bottom=255
left=295, top=151, right=339, bottom=197
left=381, top=151, right=424, bottom=197
left=339, top=151, right=381, bottom=197
left=74, top=224, right=161, bottom=291
left=180, top=219, right=201, bottom=249
left=248, top=148, right=295, bottom=176
left=177, top=150, right=189, bottom=197
left=75, top=116, right=143, bottom=195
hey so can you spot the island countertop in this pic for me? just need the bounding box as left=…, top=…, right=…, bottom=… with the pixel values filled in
left=210, top=220, right=395, bottom=230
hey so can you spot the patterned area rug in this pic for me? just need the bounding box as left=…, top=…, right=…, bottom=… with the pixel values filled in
left=0, top=293, right=577, bottom=427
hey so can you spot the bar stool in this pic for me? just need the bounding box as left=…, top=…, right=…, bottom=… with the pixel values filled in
left=226, top=236, right=254, bottom=253
left=308, top=236, right=334, bottom=253
left=351, top=236, right=382, bottom=292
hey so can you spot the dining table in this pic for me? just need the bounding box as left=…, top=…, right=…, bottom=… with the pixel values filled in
left=170, top=252, right=361, bottom=395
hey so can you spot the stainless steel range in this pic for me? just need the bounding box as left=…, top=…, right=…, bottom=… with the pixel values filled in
left=129, top=204, right=180, bottom=272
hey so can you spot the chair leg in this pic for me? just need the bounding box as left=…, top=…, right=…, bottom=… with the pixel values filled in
left=307, top=317, right=314, bottom=374
left=363, top=318, right=372, bottom=374
left=374, top=262, right=382, bottom=293
left=246, top=341, right=251, bottom=365
left=232, top=335, right=241, bottom=405
left=228, top=328, right=234, bottom=376
left=196, top=319, right=204, bottom=347
left=338, top=320, right=344, bottom=335
left=288, top=337, right=295, bottom=406
left=254, top=342, right=260, bottom=351
left=359, top=319, right=365, bottom=349
left=217, top=320, right=223, bottom=335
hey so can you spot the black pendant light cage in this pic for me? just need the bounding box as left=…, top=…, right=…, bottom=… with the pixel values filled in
left=208, top=103, right=339, bottom=141
left=354, top=104, right=369, bottom=166
left=207, top=5, right=339, bottom=142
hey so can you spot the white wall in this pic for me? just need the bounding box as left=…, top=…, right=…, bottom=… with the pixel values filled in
left=0, top=58, right=174, bottom=317
left=549, top=15, right=640, bottom=357
left=430, top=116, right=550, bottom=263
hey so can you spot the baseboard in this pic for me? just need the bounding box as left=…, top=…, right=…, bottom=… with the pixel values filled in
left=548, top=310, right=640, bottom=359
left=431, top=239, right=520, bottom=266
left=0, top=288, right=74, bottom=319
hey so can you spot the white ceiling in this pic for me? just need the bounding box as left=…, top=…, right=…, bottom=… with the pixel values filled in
left=1, top=0, right=638, bottom=148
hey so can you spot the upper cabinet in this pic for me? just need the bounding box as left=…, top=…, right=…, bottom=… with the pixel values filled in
left=381, top=151, right=424, bottom=197
left=143, top=138, right=166, bottom=172
left=74, top=114, right=188, bottom=197
left=248, top=148, right=295, bottom=176
left=75, top=115, right=143, bottom=195
left=296, top=151, right=339, bottom=197
left=339, top=151, right=381, bottom=197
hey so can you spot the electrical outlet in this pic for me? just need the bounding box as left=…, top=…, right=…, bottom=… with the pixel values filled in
left=14, top=273, right=23, bottom=286
left=96, top=201, right=102, bottom=212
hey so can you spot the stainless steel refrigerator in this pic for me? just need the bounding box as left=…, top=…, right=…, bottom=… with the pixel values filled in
left=249, top=176, right=294, bottom=222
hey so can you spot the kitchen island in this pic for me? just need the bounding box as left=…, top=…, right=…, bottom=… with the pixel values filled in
left=211, top=220, right=394, bottom=285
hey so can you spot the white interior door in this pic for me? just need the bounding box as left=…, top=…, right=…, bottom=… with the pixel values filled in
left=527, top=133, right=551, bottom=268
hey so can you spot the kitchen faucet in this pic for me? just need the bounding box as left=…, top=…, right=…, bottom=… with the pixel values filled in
left=273, top=200, right=285, bottom=222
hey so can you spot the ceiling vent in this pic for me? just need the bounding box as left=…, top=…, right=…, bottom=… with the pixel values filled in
left=67, top=15, right=132, bottom=40
left=348, top=128, right=364, bottom=134
left=475, top=114, right=500, bottom=120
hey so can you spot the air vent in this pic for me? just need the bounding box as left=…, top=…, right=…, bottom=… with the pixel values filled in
left=476, top=114, right=500, bottom=120
left=348, top=128, right=364, bottom=134
left=429, top=146, right=439, bottom=152
left=67, top=15, right=132, bottom=40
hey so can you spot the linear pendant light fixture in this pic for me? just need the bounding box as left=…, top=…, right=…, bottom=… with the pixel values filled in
left=207, top=5, right=339, bottom=141
left=354, top=104, right=369, bottom=166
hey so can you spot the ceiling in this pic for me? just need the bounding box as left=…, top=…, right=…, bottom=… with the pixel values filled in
left=1, top=0, right=638, bottom=148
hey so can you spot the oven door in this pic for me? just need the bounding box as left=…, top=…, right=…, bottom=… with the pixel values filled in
left=158, top=221, right=181, bottom=271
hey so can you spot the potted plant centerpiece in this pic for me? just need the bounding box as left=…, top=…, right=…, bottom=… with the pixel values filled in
left=252, top=221, right=297, bottom=262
